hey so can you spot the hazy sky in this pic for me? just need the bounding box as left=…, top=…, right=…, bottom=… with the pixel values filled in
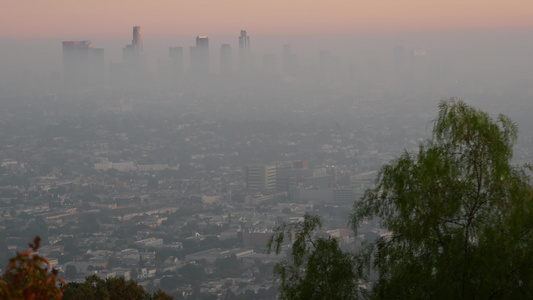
left=2, top=0, right=533, bottom=38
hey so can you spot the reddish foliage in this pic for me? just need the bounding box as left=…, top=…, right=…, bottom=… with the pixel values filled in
left=0, top=236, right=66, bottom=300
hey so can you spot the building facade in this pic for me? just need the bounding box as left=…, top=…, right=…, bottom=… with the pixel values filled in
left=62, top=40, right=104, bottom=88
left=220, top=44, right=233, bottom=74
left=245, top=165, right=276, bottom=194
left=190, top=35, right=209, bottom=74
left=238, top=30, right=250, bottom=72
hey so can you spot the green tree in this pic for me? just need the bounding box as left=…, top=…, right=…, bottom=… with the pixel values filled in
left=267, top=213, right=362, bottom=300
left=353, top=99, right=533, bottom=299
left=152, top=289, right=174, bottom=300
left=105, top=276, right=149, bottom=300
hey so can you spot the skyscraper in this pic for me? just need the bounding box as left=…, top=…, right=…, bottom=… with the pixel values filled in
left=132, top=26, right=143, bottom=53
left=190, top=36, right=209, bottom=74
left=112, top=26, right=148, bottom=87
left=238, top=30, right=251, bottom=72
left=245, top=165, right=276, bottom=194
left=123, top=26, right=143, bottom=66
left=220, top=44, right=233, bottom=74
left=62, top=41, right=104, bottom=88
left=196, top=35, right=209, bottom=48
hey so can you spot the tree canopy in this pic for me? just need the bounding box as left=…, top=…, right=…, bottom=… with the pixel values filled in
left=267, top=214, right=363, bottom=300
left=352, top=99, right=533, bottom=299
left=0, top=236, right=172, bottom=300
left=270, top=99, right=533, bottom=299
left=0, top=236, right=66, bottom=300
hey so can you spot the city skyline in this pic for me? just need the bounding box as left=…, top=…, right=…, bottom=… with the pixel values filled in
left=19, top=24, right=530, bottom=87
left=2, top=0, right=533, bottom=39
left=2, top=21, right=532, bottom=92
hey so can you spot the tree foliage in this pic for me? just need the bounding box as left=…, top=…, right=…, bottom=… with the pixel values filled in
left=0, top=236, right=172, bottom=300
left=352, top=99, right=533, bottom=299
left=267, top=213, right=362, bottom=300
left=0, top=236, right=66, bottom=300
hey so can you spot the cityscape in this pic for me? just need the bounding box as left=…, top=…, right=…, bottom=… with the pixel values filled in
left=61, top=26, right=409, bottom=90
left=1, top=5, right=533, bottom=298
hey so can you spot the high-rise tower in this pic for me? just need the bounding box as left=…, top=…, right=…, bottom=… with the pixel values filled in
left=220, top=44, right=233, bottom=74
left=196, top=35, right=209, bottom=49
left=238, top=30, right=251, bottom=72
left=190, top=36, right=209, bottom=74
left=132, top=26, right=143, bottom=53
left=114, top=26, right=148, bottom=87
left=123, top=26, right=144, bottom=65
left=62, top=41, right=104, bottom=88
left=245, top=165, right=276, bottom=194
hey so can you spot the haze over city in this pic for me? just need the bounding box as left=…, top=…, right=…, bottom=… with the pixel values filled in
left=3, top=0, right=533, bottom=38
left=2, top=0, right=533, bottom=83
left=1, top=1, right=533, bottom=299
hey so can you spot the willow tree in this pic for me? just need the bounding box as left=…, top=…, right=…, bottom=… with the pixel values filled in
left=353, top=99, right=533, bottom=299
left=267, top=214, right=364, bottom=300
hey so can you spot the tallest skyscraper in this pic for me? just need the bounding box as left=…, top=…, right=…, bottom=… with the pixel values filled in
left=238, top=30, right=251, bottom=72
left=123, top=26, right=143, bottom=65
left=113, top=26, right=147, bottom=87
left=132, top=26, right=143, bottom=53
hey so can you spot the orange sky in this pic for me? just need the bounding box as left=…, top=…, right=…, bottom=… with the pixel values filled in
left=2, top=0, right=533, bottom=38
